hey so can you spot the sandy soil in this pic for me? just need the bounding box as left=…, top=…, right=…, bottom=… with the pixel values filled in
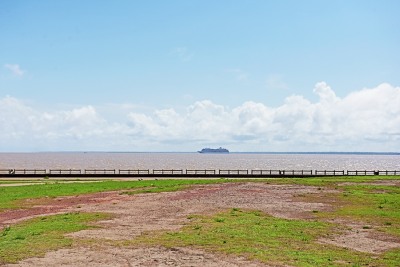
left=2, top=182, right=400, bottom=266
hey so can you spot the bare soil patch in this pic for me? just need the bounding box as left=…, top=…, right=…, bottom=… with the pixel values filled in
left=6, top=246, right=265, bottom=267
left=319, top=222, right=400, bottom=254
left=3, top=182, right=400, bottom=266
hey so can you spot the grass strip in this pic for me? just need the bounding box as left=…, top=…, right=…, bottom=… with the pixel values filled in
left=0, top=212, right=110, bottom=264
left=2, top=176, right=399, bottom=210
left=1, top=176, right=398, bottom=210
left=0, top=179, right=227, bottom=210
left=128, top=209, right=400, bottom=267
left=265, top=175, right=400, bottom=187
left=0, top=180, right=45, bottom=184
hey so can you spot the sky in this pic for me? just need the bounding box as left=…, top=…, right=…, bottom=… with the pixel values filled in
left=1, top=0, right=399, bottom=152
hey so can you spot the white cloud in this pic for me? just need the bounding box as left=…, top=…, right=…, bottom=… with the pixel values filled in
left=0, top=98, right=126, bottom=150
left=313, top=81, right=339, bottom=104
left=4, top=64, right=25, bottom=77
left=1, top=82, right=400, bottom=152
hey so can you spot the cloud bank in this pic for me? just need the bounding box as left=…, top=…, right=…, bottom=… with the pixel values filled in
left=1, top=82, right=399, bottom=152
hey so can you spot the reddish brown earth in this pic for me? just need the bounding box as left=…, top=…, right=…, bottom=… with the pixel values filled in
left=1, top=182, right=399, bottom=266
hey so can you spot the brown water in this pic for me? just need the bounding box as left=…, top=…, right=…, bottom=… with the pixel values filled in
left=0, top=152, right=399, bottom=171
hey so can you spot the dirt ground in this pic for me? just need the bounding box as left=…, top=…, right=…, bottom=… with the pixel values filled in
left=2, top=182, right=400, bottom=266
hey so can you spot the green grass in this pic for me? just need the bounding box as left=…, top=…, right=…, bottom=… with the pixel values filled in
left=0, top=212, right=110, bottom=264
left=290, top=180, right=400, bottom=237
left=127, top=209, right=400, bottom=267
left=334, top=184, right=400, bottom=236
left=1, top=176, right=398, bottom=211
left=266, top=175, right=400, bottom=187
left=0, top=179, right=228, bottom=210
left=0, top=180, right=45, bottom=184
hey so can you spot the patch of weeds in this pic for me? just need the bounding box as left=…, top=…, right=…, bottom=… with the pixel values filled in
left=1, top=226, right=11, bottom=237
left=251, top=210, right=261, bottom=216
left=193, top=225, right=202, bottom=230
left=13, top=235, right=25, bottom=240
left=230, top=208, right=242, bottom=216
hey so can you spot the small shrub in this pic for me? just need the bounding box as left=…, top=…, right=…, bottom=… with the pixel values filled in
left=252, top=211, right=261, bottom=216
left=1, top=225, right=11, bottom=236
left=14, top=235, right=25, bottom=240
left=193, top=225, right=202, bottom=230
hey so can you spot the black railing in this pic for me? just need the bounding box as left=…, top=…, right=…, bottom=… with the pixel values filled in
left=315, top=170, right=345, bottom=176
left=49, top=169, right=82, bottom=175
left=186, top=169, right=216, bottom=175
left=13, top=169, right=47, bottom=175
left=84, top=169, right=117, bottom=174
left=119, top=169, right=150, bottom=175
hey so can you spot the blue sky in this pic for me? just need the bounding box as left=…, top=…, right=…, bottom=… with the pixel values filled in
left=1, top=1, right=400, bottom=152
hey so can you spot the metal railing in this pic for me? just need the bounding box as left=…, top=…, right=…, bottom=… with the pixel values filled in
left=49, top=169, right=82, bottom=175
left=315, top=170, right=345, bottom=176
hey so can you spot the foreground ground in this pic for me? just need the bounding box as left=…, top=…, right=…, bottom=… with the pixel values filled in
left=0, top=178, right=399, bottom=266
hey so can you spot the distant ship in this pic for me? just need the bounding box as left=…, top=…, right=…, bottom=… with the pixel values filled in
left=198, top=147, right=229, bottom=153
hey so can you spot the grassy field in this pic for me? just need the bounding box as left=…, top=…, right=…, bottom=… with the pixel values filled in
left=0, top=179, right=227, bottom=210
left=0, top=176, right=399, bottom=266
left=0, top=212, right=111, bottom=264
left=1, top=176, right=398, bottom=210
left=128, top=209, right=398, bottom=266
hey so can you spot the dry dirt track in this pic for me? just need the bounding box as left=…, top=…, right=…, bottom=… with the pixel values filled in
left=2, top=182, right=400, bottom=266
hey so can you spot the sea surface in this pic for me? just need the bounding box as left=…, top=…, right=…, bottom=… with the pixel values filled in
left=0, top=152, right=399, bottom=171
